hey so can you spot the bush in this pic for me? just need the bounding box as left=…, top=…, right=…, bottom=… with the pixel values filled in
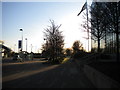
left=73, top=51, right=86, bottom=59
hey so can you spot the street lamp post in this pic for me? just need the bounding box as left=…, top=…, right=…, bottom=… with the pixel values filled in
left=44, top=38, right=47, bottom=51
left=31, top=44, right=33, bottom=53
left=14, top=44, right=16, bottom=52
left=20, top=29, right=23, bottom=51
left=25, top=38, right=27, bottom=52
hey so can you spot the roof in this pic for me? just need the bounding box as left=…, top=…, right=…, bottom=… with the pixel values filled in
left=0, top=44, right=12, bottom=51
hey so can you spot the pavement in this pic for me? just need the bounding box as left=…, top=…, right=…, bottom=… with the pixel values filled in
left=88, top=60, right=120, bottom=83
left=2, top=58, right=95, bottom=88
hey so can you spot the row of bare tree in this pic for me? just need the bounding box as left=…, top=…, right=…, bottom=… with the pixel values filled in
left=82, top=2, right=120, bottom=61
left=41, top=2, right=120, bottom=63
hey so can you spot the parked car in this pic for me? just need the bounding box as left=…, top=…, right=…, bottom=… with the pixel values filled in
left=12, top=53, right=18, bottom=60
left=13, top=53, right=23, bottom=62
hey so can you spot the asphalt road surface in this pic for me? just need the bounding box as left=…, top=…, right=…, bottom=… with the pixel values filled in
left=2, top=58, right=95, bottom=88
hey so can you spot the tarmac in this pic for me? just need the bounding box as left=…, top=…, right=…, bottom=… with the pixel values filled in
left=3, top=58, right=95, bottom=88
left=2, top=58, right=120, bottom=88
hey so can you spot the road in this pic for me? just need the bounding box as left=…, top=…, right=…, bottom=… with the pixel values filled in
left=2, top=58, right=95, bottom=88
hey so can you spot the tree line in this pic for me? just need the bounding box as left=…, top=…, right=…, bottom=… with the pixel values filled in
left=82, top=2, right=120, bottom=61
left=41, top=2, right=120, bottom=64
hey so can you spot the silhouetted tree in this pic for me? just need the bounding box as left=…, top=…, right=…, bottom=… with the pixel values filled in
left=42, top=20, right=64, bottom=64
left=81, top=2, right=110, bottom=52
left=72, top=40, right=83, bottom=54
left=104, top=2, right=120, bottom=62
left=41, top=41, right=50, bottom=58
left=81, top=2, right=120, bottom=61
left=65, top=48, right=72, bottom=56
left=90, top=2, right=109, bottom=52
left=72, top=40, right=85, bottom=59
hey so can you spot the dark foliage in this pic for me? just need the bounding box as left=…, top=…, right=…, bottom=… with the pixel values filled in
left=42, top=20, right=64, bottom=64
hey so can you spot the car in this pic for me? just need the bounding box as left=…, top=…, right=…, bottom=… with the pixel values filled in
left=12, top=53, right=18, bottom=60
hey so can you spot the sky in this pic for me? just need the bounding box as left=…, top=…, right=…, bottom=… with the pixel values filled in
left=2, top=1, right=92, bottom=53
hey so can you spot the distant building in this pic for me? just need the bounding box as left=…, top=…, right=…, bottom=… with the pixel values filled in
left=0, top=44, right=13, bottom=58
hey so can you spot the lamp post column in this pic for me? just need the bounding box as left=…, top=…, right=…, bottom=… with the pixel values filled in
left=20, top=29, right=23, bottom=51
left=25, top=38, right=27, bottom=52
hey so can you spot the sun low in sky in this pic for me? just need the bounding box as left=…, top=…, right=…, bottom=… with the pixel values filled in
left=2, top=1, right=92, bottom=53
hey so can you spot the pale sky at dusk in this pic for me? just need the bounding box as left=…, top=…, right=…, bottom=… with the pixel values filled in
left=2, top=0, right=92, bottom=53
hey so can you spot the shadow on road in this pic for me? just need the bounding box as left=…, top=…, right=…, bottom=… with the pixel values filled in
left=2, top=58, right=95, bottom=88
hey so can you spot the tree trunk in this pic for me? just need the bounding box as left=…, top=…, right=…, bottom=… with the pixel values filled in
left=98, top=38, right=100, bottom=52
left=105, top=28, right=107, bottom=52
left=116, top=33, right=119, bottom=62
left=116, top=2, right=119, bottom=62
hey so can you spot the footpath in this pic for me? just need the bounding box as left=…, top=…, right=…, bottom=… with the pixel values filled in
left=72, top=56, right=120, bottom=88
left=84, top=62, right=120, bottom=88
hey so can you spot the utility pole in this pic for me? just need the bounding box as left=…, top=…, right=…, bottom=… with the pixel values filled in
left=77, top=0, right=89, bottom=52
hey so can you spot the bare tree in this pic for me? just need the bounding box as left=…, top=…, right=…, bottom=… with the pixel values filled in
left=81, top=2, right=110, bottom=52
left=82, top=2, right=120, bottom=61
left=90, top=2, right=109, bottom=52
left=105, top=2, right=120, bottom=62
left=65, top=48, right=72, bottom=56
left=72, top=40, right=85, bottom=59
left=72, top=40, right=83, bottom=54
left=42, top=20, right=64, bottom=64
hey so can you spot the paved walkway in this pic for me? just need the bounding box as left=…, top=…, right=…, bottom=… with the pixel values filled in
left=3, top=58, right=95, bottom=88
